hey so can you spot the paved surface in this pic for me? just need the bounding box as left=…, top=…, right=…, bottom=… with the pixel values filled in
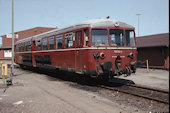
left=117, top=68, right=169, bottom=91
left=0, top=68, right=128, bottom=113
left=0, top=67, right=169, bottom=113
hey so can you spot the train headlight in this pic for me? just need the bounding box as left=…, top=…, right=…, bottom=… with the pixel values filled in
left=115, top=22, right=119, bottom=27
left=128, top=52, right=134, bottom=59
left=100, top=52, right=105, bottom=59
left=130, top=52, right=133, bottom=56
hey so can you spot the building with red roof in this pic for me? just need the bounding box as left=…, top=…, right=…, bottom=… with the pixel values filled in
left=0, top=27, right=56, bottom=61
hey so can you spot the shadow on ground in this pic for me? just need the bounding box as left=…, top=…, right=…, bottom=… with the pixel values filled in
left=18, top=67, right=135, bottom=88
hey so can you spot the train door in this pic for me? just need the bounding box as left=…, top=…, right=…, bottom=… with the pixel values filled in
left=75, top=31, right=83, bottom=73
left=32, top=40, right=36, bottom=67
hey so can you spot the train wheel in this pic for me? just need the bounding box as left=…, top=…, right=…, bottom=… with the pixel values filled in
left=125, top=66, right=131, bottom=77
left=19, top=64, right=25, bottom=69
left=128, top=66, right=132, bottom=75
left=131, top=65, right=136, bottom=73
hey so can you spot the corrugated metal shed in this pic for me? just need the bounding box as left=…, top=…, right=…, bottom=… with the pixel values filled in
left=136, top=33, right=169, bottom=69
left=136, top=33, right=169, bottom=48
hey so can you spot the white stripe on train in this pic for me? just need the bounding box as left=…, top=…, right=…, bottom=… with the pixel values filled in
left=16, top=47, right=136, bottom=54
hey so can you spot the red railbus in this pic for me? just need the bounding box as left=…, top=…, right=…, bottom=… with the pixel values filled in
left=15, top=18, right=137, bottom=79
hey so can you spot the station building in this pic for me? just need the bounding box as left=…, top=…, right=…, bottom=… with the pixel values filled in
left=0, top=27, right=56, bottom=62
left=136, top=33, right=169, bottom=69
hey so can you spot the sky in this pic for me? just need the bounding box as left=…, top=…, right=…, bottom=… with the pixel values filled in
left=0, top=0, right=169, bottom=39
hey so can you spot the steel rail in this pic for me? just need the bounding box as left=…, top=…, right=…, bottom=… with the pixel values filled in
left=124, top=83, right=169, bottom=93
left=100, top=84, right=169, bottom=104
left=109, top=80, right=169, bottom=93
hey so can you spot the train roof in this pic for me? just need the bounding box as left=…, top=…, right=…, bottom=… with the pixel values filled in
left=15, top=18, right=134, bottom=44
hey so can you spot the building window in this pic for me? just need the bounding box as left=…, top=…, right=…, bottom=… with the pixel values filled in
left=49, top=36, right=54, bottom=49
left=4, top=50, right=12, bottom=57
left=65, top=32, right=73, bottom=48
left=6, top=34, right=18, bottom=38
left=56, top=35, right=63, bottom=49
left=42, top=38, right=47, bottom=50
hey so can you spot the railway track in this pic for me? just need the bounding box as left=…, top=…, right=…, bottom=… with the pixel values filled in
left=100, top=82, right=169, bottom=104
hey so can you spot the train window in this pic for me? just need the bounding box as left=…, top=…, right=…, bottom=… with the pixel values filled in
left=16, top=45, right=18, bottom=52
left=65, top=32, right=73, bottom=48
left=109, top=29, right=124, bottom=46
left=91, top=29, right=108, bottom=46
left=18, top=44, right=21, bottom=52
left=22, top=43, right=24, bottom=51
left=76, top=31, right=82, bottom=47
left=84, top=29, right=89, bottom=47
left=20, top=44, right=22, bottom=52
left=42, top=38, right=47, bottom=50
left=49, top=36, right=54, bottom=49
left=125, top=30, right=135, bottom=46
left=19, top=44, right=21, bottom=52
left=37, top=40, right=41, bottom=51
left=25, top=42, right=28, bottom=51
left=17, top=45, right=18, bottom=52
left=56, top=35, right=63, bottom=49
left=28, top=41, right=32, bottom=51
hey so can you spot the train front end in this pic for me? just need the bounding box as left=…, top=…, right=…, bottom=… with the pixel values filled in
left=84, top=20, right=137, bottom=79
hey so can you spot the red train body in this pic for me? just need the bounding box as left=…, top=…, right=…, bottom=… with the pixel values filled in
left=14, top=19, right=137, bottom=79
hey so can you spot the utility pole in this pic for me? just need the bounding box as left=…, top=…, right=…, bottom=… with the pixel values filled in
left=11, top=0, right=14, bottom=78
left=136, top=13, right=141, bottom=36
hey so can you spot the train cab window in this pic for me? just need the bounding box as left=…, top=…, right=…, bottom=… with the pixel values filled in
left=109, top=29, right=124, bottom=46
left=49, top=36, right=54, bottom=49
left=91, top=29, right=108, bottom=46
left=37, top=40, right=41, bottom=51
left=65, top=32, right=73, bottom=48
left=42, top=38, right=47, bottom=50
left=125, top=30, right=135, bottom=46
left=84, top=29, right=89, bottom=47
left=76, top=31, right=82, bottom=47
left=56, top=35, right=63, bottom=49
